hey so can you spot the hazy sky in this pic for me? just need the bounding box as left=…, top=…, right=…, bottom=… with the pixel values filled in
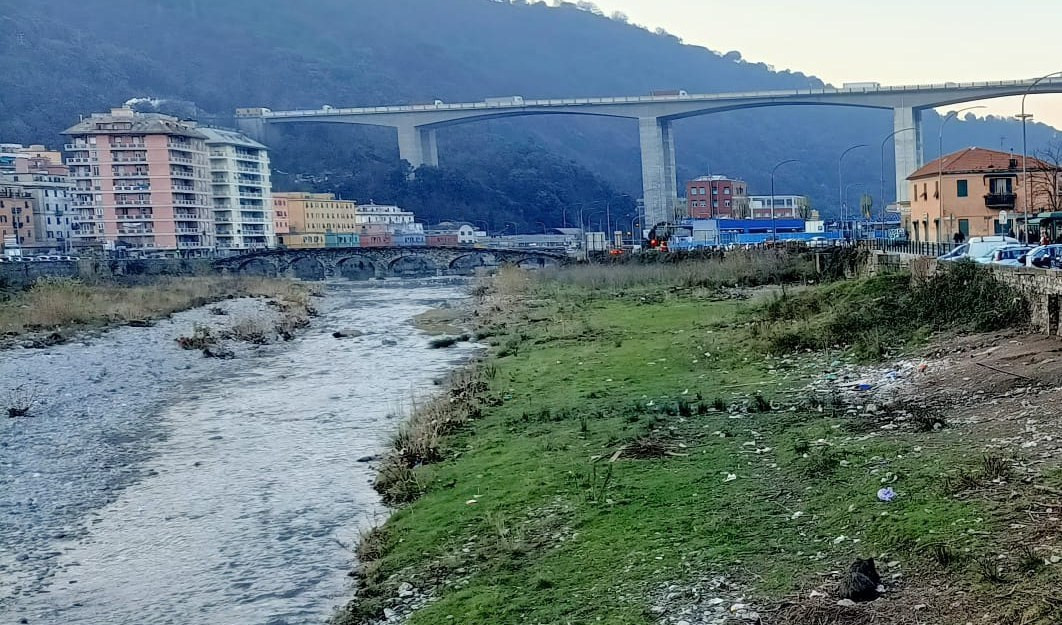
left=593, top=0, right=1062, bottom=128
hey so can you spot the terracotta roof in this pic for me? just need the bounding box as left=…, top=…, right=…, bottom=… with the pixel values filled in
left=908, top=147, right=1055, bottom=180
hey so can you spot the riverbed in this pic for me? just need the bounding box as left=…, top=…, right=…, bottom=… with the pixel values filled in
left=0, top=279, right=477, bottom=624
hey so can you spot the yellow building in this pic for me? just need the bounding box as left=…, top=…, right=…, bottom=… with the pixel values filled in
left=272, top=192, right=359, bottom=248
left=906, top=147, right=1056, bottom=242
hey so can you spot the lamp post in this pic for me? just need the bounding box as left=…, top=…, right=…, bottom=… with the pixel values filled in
left=838, top=144, right=868, bottom=239
left=536, top=221, right=548, bottom=234
left=880, top=127, right=916, bottom=233
left=771, top=159, right=800, bottom=243
left=938, top=105, right=986, bottom=244
left=1019, top=71, right=1062, bottom=242
left=630, top=214, right=642, bottom=244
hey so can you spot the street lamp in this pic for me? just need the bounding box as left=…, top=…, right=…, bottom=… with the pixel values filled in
left=771, top=159, right=800, bottom=243
left=838, top=144, right=868, bottom=238
left=938, top=105, right=987, bottom=244
left=536, top=221, right=548, bottom=234
left=880, top=127, right=916, bottom=231
left=1019, top=71, right=1062, bottom=241
left=503, top=221, right=518, bottom=236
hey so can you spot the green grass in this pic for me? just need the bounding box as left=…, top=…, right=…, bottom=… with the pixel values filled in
left=338, top=267, right=1024, bottom=625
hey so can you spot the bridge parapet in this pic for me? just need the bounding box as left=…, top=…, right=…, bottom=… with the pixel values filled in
left=214, top=246, right=566, bottom=280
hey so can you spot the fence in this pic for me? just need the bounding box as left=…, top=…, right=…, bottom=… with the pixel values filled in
left=861, top=239, right=958, bottom=258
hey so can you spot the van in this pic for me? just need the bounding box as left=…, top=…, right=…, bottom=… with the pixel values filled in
left=938, top=235, right=1019, bottom=262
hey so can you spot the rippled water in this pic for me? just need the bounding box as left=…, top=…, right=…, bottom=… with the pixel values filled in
left=1, top=280, right=475, bottom=624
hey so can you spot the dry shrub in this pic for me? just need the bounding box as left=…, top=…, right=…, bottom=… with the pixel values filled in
left=373, top=366, right=489, bottom=506
left=223, top=316, right=274, bottom=345
left=0, top=275, right=312, bottom=335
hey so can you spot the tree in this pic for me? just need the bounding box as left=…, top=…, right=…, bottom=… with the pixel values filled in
left=860, top=193, right=873, bottom=219
left=1029, top=140, right=1062, bottom=214
left=732, top=196, right=751, bottom=219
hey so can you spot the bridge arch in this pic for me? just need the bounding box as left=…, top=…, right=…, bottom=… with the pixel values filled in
left=233, top=256, right=279, bottom=276
left=388, top=253, right=441, bottom=276
left=282, top=256, right=327, bottom=280
left=448, top=252, right=498, bottom=272
left=335, top=255, right=381, bottom=280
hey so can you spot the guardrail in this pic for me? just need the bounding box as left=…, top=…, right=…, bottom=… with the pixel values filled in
left=862, top=239, right=959, bottom=258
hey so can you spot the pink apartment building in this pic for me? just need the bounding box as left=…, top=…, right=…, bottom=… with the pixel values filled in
left=63, top=108, right=213, bottom=256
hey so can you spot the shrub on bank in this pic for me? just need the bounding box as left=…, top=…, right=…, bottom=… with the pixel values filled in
left=537, top=249, right=817, bottom=294
left=756, top=260, right=1029, bottom=359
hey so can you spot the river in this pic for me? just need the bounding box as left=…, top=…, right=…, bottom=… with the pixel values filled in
left=0, top=279, right=476, bottom=624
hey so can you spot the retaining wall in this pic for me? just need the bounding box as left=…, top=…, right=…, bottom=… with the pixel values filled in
left=0, top=259, right=215, bottom=289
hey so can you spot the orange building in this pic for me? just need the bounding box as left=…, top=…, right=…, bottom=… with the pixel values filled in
left=906, top=147, right=1057, bottom=242
left=0, top=186, right=36, bottom=251
left=272, top=192, right=359, bottom=248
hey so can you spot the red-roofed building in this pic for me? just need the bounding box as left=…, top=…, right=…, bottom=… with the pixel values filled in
left=905, top=147, right=1058, bottom=242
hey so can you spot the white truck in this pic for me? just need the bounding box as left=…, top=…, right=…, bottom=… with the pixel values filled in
left=485, top=96, right=525, bottom=106
left=842, top=82, right=881, bottom=90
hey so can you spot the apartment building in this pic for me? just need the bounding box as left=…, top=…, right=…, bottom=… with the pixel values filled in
left=0, top=186, right=35, bottom=253
left=685, top=176, right=748, bottom=218
left=199, top=127, right=275, bottom=253
left=63, top=108, right=213, bottom=257
left=272, top=192, right=359, bottom=248
left=0, top=157, right=74, bottom=253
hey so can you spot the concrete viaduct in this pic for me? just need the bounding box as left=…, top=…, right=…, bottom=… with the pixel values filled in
left=214, top=246, right=565, bottom=280
left=235, top=78, right=1062, bottom=227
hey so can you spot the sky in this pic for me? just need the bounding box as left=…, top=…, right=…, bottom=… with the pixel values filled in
left=591, top=0, right=1062, bottom=128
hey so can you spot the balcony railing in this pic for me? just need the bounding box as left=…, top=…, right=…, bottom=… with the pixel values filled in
left=67, top=157, right=97, bottom=164
left=114, top=185, right=151, bottom=192
left=113, top=156, right=148, bottom=163
left=111, top=142, right=146, bottom=149
left=985, top=193, right=1017, bottom=209
left=118, top=228, right=155, bottom=236
left=117, top=214, right=153, bottom=221
left=175, top=226, right=204, bottom=234
left=116, top=198, right=151, bottom=206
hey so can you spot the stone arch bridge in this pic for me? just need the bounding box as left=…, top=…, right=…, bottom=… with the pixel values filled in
left=214, top=246, right=566, bottom=280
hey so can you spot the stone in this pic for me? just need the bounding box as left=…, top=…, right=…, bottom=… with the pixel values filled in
left=332, top=329, right=364, bottom=339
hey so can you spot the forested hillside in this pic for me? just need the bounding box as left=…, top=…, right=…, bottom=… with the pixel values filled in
left=0, top=0, right=1056, bottom=229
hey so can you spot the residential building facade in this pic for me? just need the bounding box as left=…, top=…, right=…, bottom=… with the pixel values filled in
left=272, top=192, right=359, bottom=249
left=63, top=108, right=214, bottom=256
left=685, top=176, right=748, bottom=218
left=0, top=186, right=35, bottom=253
left=200, top=127, right=275, bottom=253
left=0, top=157, right=74, bottom=253
left=747, top=195, right=805, bottom=220
left=905, top=147, right=1054, bottom=242
left=1, top=143, right=63, bottom=170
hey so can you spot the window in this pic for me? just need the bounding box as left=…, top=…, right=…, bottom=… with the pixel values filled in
left=956, top=180, right=968, bottom=197
left=724, top=187, right=731, bottom=195
left=958, top=219, right=969, bottom=236
left=934, top=181, right=939, bottom=199
left=712, top=188, right=718, bottom=195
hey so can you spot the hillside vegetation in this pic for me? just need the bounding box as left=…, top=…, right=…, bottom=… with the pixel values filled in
left=0, top=0, right=1057, bottom=230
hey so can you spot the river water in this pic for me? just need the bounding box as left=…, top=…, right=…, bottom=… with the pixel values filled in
left=0, top=279, right=476, bottom=624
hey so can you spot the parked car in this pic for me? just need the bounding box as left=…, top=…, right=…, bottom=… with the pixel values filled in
left=938, top=235, right=1019, bottom=262
left=1024, top=244, right=1062, bottom=269
left=807, top=236, right=833, bottom=249
left=989, top=245, right=1034, bottom=266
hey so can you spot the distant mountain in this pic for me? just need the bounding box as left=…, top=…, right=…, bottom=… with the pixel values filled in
left=1, top=0, right=1058, bottom=230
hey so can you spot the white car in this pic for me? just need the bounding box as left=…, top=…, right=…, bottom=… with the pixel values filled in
left=988, top=245, right=1033, bottom=266
left=939, top=235, right=1019, bottom=262
left=807, top=236, right=833, bottom=249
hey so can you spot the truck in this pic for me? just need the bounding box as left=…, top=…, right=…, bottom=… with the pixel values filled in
left=650, top=89, right=689, bottom=97
left=484, top=96, right=525, bottom=106
left=841, top=82, right=881, bottom=90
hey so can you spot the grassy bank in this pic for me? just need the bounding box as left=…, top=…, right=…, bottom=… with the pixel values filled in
left=0, top=275, right=310, bottom=340
left=339, top=258, right=1057, bottom=625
